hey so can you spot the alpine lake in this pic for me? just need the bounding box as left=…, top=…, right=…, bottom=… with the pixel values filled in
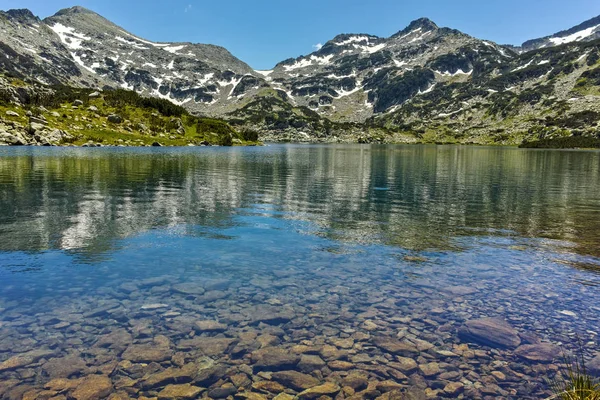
left=0, top=144, right=599, bottom=400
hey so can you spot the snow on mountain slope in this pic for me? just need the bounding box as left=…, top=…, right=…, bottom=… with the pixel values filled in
left=522, top=15, right=600, bottom=52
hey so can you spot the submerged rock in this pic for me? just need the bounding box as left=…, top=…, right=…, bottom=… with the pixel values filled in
left=589, top=355, right=600, bottom=377
left=271, top=370, right=320, bottom=391
left=515, top=343, right=560, bottom=362
left=157, top=383, right=202, bottom=400
left=71, top=375, right=112, bottom=400
left=458, top=318, right=521, bottom=349
left=251, top=347, right=300, bottom=370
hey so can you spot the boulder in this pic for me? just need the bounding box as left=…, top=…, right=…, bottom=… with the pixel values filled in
left=107, top=114, right=122, bottom=124
left=0, top=131, right=26, bottom=146
left=29, top=116, right=47, bottom=125
left=5, top=110, right=19, bottom=117
left=458, top=318, right=521, bottom=349
left=589, top=355, right=600, bottom=377
left=152, top=141, right=163, bottom=147
left=29, top=122, right=47, bottom=135
left=514, top=343, right=560, bottom=362
left=73, top=100, right=84, bottom=106
left=88, top=106, right=99, bottom=112
left=89, top=91, right=101, bottom=98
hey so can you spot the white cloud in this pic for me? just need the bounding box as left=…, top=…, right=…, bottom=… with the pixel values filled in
left=184, top=4, right=192, bottom=13
left=313, top=43, right=323, bottom=51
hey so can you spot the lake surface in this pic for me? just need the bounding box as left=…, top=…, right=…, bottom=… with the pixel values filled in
left=0, top=144, right=599, bottom=399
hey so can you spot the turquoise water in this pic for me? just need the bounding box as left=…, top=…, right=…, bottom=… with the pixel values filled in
left=0, top=144, right=599, bottom=399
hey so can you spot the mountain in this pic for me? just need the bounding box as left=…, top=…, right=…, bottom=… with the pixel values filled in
left=1, top=6, right=268, bottom=116
left=522, top=15, right=600, bottom=52
left=1, top=6, right=599, bottom=147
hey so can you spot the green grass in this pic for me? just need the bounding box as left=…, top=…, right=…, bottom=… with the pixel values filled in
left=549, top=354, right=600, bottom=400
left=1, top=82, right=260, bottom=147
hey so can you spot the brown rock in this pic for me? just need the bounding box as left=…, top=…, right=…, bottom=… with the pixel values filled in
left=71, top=375, right=113, bottom=400
left=373, top=337, right=419, bottom=355
left=44, top=378, right=81, bottom=392
left=327, top=360, right=354, bottom=371
left=0, top=349, right=55, bottom=372
left=194, top=320, right=227, bottom=332
left=418, top=362, right=440, bottom=377
left=297, top=382, right=341, bottom=399
left=142, top=364, right=195, bottom=389
left=157, top=384, right=202, bottom=400
left=178, top=337, right=236, bottom=357
left=122, top=344, right=172, bottom=363
left=42, top=356, right=88, bottom=379
left=252, top=380, right=286, bottom=393
left=251, top=348, right=300, bottom=370
left=443, top=382, right=464, bottom=396
left=297, top=355, right=326, bottom=373
left=376, top=381, right=404, bottom=393
left=271, top=371, right=320, bottom=391
left=393, top=357, right=418, bottom=374
left=342, top=374, right=368, bottom=391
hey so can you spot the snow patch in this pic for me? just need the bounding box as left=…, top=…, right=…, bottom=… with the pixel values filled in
left=164, top=45, right=186, bottom=54
left=335, top=36, right=372, bottom=46
left=364, top=43, right=386, bottom=54
left=549, top=24, right=600, bottom=46
left=283, top=54, right=335, bottom=71
left=435, top=69, right=473, bottom=77
left=255, top=70, right=273, bottom=76
left=50, top=23, right=91, bottom=50
left=511, top=60, right=533, bottom=72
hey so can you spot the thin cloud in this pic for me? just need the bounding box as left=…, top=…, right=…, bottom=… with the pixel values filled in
left=184, top=4, right=192, bottom=13
left=313, top=43, right=323, bottom=51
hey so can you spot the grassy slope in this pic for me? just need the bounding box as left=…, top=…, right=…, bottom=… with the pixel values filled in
left=0, top=78, right=259, bottom=147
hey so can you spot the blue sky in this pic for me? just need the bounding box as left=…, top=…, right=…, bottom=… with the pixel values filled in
left=5, top=0, right=600, bottom=70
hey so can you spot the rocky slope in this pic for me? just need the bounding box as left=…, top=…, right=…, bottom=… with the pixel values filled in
left=0, top=75, right=258, bottom=147
left=1, top=6, right=599, bottom=146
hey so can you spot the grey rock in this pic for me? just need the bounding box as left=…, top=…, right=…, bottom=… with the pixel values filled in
left=589, top=355, right=600, bottom=377
left=515, top=343, right=561, bottom=362
left=107, top=114, right=122, bottom=123
left=88, top=91, right=100, bottom=98
left=5, top=110, right=19, bottom=117
left=73, top=100, right=84, bottom=106
left=458, top=318, right=521, bottom=349
left=88, top=106, right=98, bottom=112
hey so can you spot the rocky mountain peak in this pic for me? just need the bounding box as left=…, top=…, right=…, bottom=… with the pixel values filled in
left=1, top=9, right=39, bottom=23
left=52, top=6, right=97, bottom=17
left=393, top=17, right=439, bottom=37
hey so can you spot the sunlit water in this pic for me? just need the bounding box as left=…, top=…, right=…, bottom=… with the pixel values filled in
left=0, top=144, right=599, bottom=399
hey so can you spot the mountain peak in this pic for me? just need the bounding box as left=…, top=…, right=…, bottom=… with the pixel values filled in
left=406, top=17, right=439, bottom=32
left=391, top=17, right=439, bottom=39
left=52, top=6, right=98, bottom=18
left=1, top=9, right=39, bottom=22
